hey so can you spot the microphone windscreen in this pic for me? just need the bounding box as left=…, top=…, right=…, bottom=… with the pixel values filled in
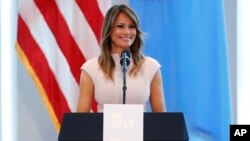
left=120, top=50, right=131, bottom=66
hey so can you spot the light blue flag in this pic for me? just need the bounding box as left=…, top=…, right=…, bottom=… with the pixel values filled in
left=130, top=0, right=232, bottom=141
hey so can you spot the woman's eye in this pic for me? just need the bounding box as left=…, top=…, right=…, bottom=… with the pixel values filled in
left=129, top=25, right=136, bottom=28
left=117, top=25, right=124, bottom=28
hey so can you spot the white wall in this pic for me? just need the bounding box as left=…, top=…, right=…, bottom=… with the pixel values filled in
left=0, top=0, right=2, bottom=138
left=0, top=1, right=2, bottom=141
left=237, top=0, right=250, bottom=124
left=1, top=0, right=18, bottom=141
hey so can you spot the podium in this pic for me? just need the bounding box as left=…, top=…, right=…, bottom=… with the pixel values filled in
left=58, top=112, right=189, bottom=141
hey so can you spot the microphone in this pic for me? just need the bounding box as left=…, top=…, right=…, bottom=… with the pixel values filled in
left=120, top=50, right=130, bottom=104
left=120, top=50, right=131, bottom=72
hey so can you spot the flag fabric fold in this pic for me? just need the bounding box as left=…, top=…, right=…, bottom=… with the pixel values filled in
left=16, top=0, right=111, bottom=131
left=130, top=0, right=232, bottom=140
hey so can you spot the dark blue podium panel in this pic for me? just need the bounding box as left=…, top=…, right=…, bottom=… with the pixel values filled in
left=58, top=112, right=189, bottom=141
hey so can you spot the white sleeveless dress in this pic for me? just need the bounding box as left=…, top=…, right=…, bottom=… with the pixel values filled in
left=81, top=54, right=161, bottom=112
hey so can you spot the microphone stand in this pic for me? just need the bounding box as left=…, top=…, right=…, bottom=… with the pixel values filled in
left=122, top=54, right=127, bottom=104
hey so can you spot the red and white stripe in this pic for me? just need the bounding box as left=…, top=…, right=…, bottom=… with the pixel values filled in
left=16, top=0, right=111, bottom=131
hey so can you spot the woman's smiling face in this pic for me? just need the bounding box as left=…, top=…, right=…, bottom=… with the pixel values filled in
left=111, top=12, right=137, bottom=54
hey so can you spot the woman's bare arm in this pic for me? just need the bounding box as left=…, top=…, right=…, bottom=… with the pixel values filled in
left=76, top=70, right=94, bottom=112
left=150, top=69, right=166, bottom=112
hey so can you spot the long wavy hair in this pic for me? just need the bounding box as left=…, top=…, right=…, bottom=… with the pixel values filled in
left=98, top=4, right=144, bottom=80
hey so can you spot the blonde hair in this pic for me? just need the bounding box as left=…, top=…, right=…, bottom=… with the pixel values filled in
left=98, top=4, right=144, bottom=80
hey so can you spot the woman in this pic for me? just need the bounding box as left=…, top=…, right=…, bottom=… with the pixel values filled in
left=77, top=4, right=166, bottom=112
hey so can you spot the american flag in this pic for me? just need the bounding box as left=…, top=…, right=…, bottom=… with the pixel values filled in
left=16, top=0, right=111, bottom=132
